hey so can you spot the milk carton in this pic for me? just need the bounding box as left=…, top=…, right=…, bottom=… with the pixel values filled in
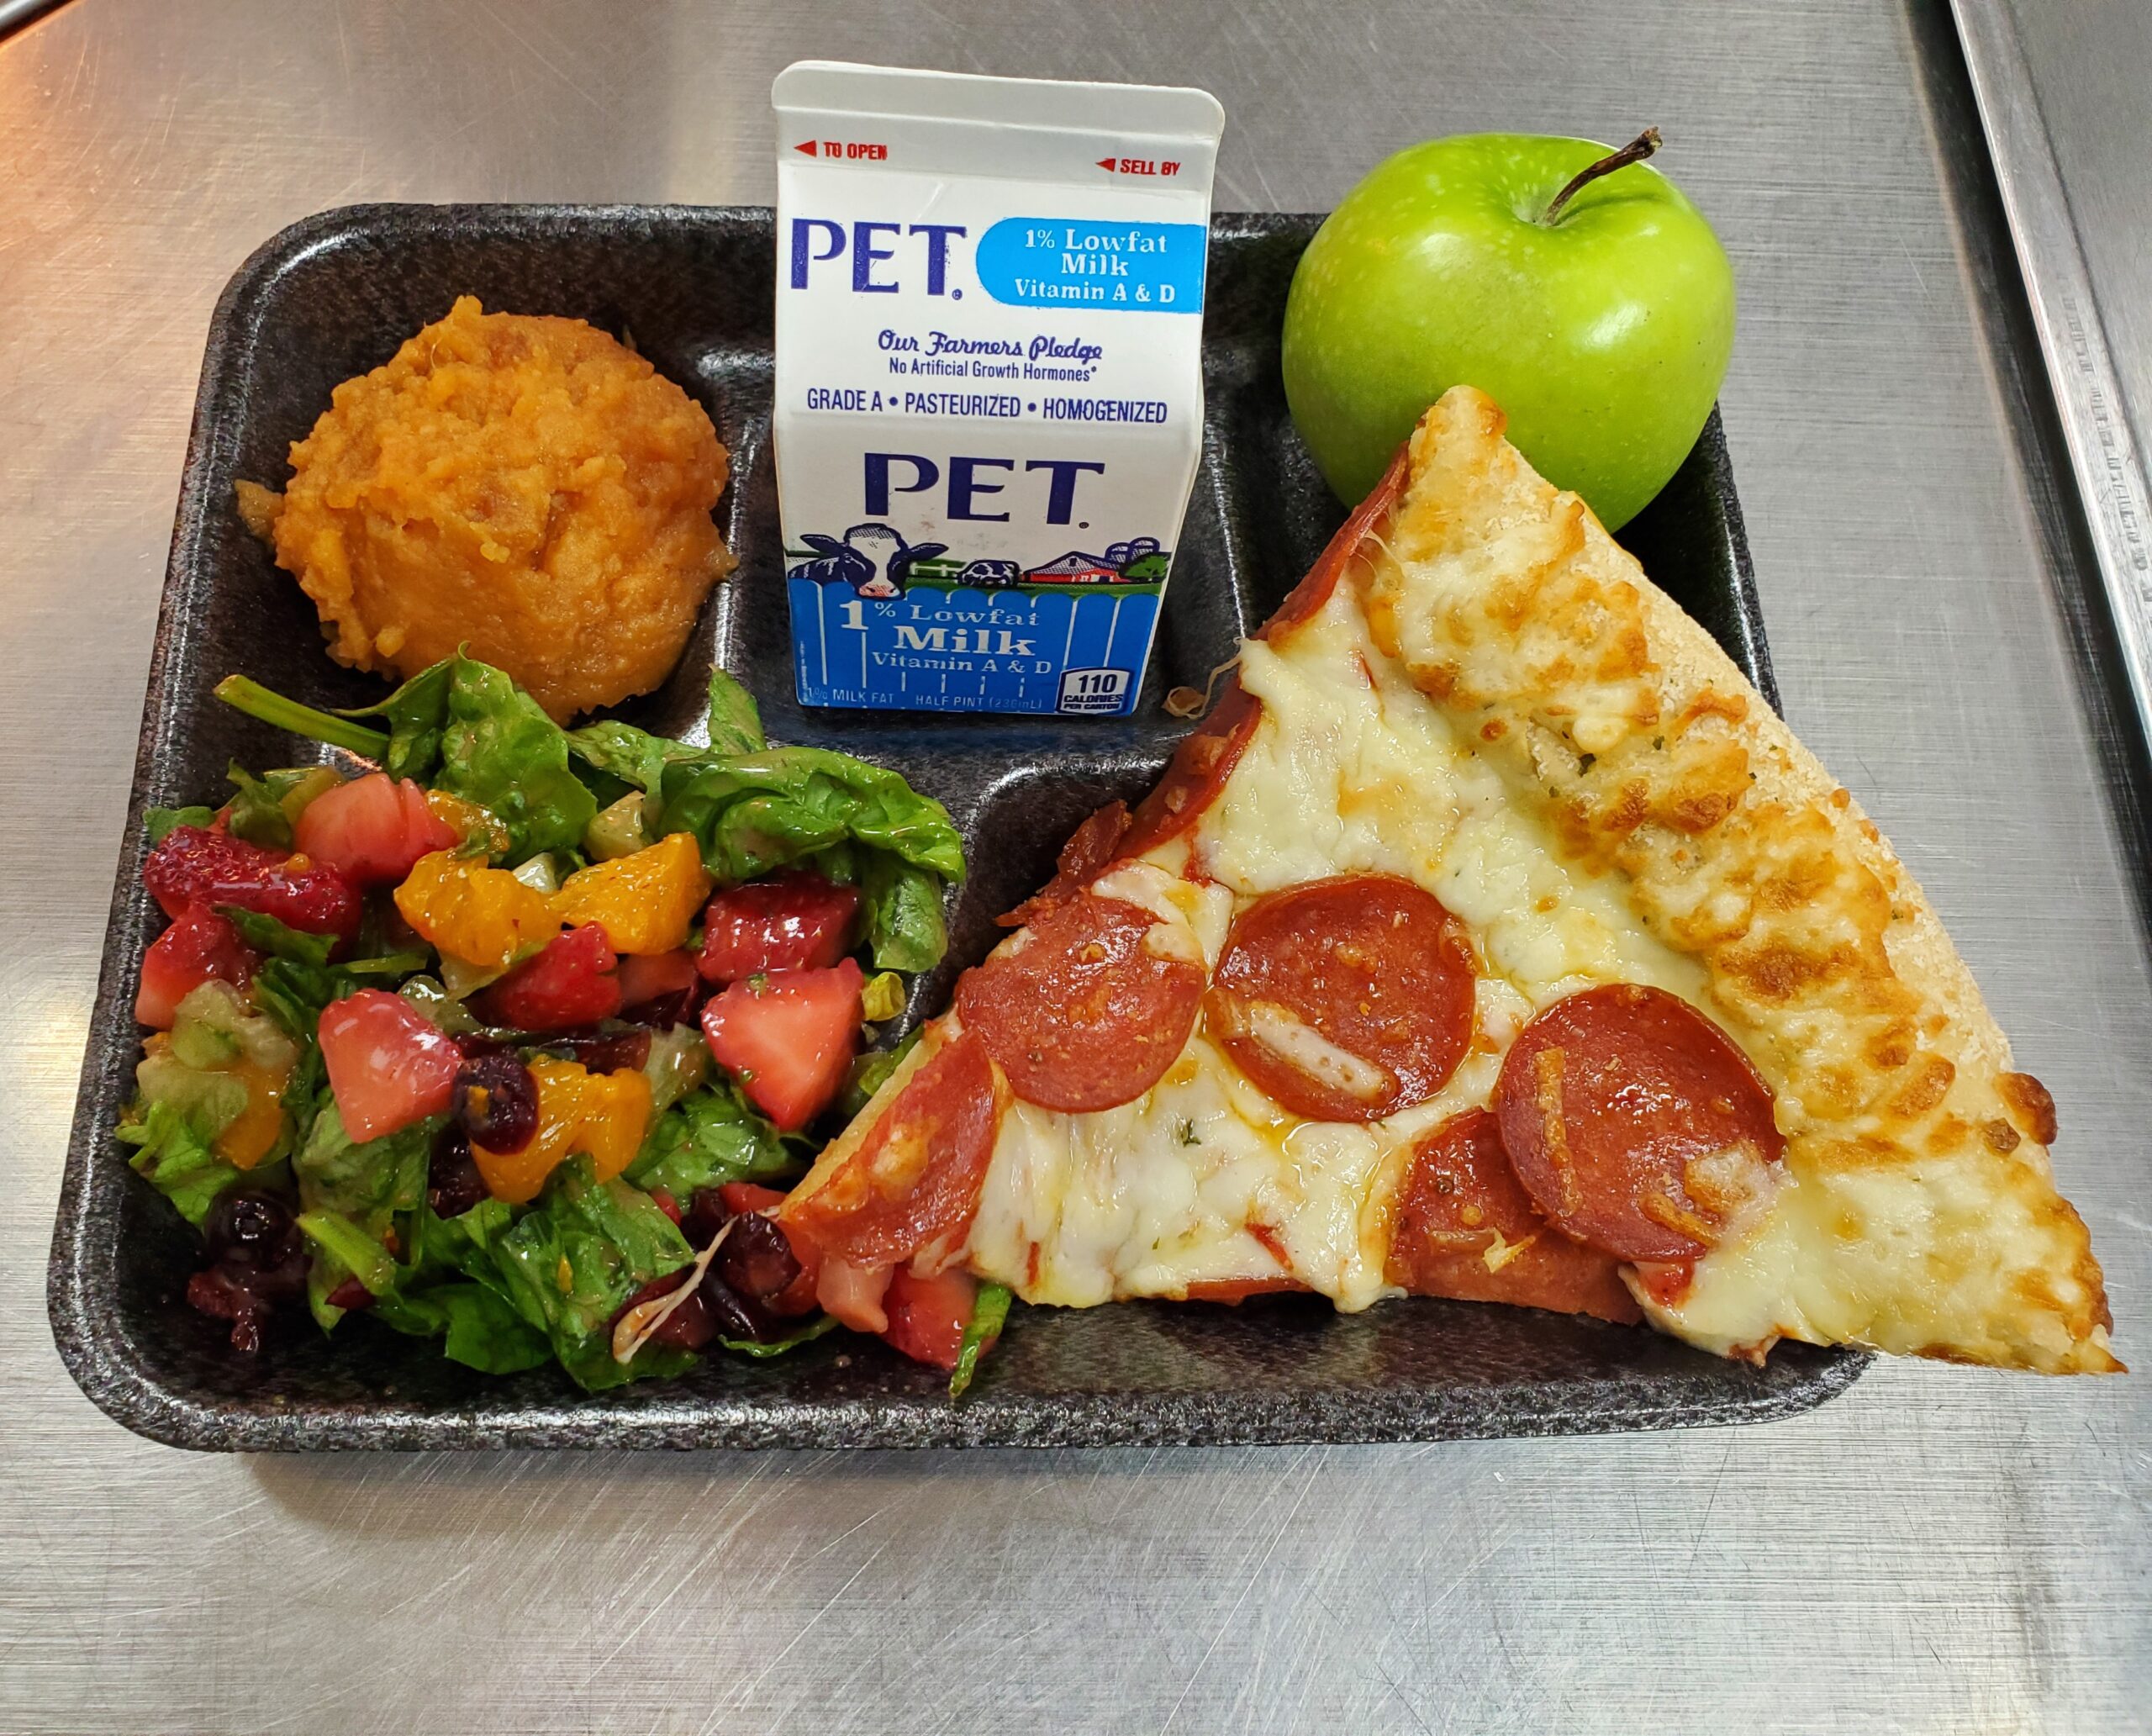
left=772, top=61, right=1224, bottom=716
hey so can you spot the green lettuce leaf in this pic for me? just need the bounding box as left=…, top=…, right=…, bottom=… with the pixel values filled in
left=114, top=1100, right=241, bottom=1227
left=351, top=657, right=595, bottom=862
left=293, top=1101, right=435, bottom=1222
left=374, top=1282, right=552, bottom=1374
left=492, top=1158, right=697, bottom=1391
left=838, top=1028, right=920, bottom=1120
left=949, top=1282, right=1012, bottom=1400
left=625, top=1081, right=797, bottom=1202
left=145, top=805, right=215, bottom=846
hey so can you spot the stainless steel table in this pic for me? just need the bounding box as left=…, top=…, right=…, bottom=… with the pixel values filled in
left=2, top=3, right=2144, bottom=1730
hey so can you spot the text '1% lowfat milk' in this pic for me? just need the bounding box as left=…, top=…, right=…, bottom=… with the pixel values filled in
left=772, top=61, right=1225, bottom=717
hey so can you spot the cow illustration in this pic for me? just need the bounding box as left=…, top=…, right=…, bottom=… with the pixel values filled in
left=790, top=523, right=948, bottom=599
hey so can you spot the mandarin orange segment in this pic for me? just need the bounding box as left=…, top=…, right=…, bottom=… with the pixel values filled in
left=470, top=1057, right=654, bottom=1203
left=393, top=849, right=559, bottom=971
left=576, top=1067, right=653, bottom=1181
left=212, top=1056, right=292, bottom=1169
left=549, top=831, right=714, bottom=955
left=425, top=788, right=513, bottom=857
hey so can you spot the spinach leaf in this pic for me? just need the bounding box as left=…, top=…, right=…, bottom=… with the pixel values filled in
left=434, top=659, right=595, bottom=859
left=224, top=763, right=337, bottom=849
left=625, top=1081, right=797, bottom=1202
left=339, top=658, right=454, bottom=782
left=705, top=667, right=765, bottom=756
left=223, top=656, right=594, bottom=862
left=659, top=747, right=964, bottom=886
left=114, top=1100, right=241, bottom=1227
left=219, top=906, right=337, bottom=969
left=145, top=805, right=215, bottom=847
left=720, top=1316, right=839, bottom=1359
left=858, top=852, right=949, bottom=974
left=948, top=1283, right=1012, bottom=1400
left=492, top=1158, right=697, bottom=1390
left=564, top=720, right=701, bottom=815
left=213, top=675, right=389, bottom=760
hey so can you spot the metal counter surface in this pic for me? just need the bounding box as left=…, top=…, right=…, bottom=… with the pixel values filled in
left=0, top=2, right=2143, bottom=1731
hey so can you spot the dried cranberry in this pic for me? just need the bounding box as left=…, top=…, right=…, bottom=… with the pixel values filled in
left=325, top=1277, right=377, bottom=1311
left=698, top=1267, right=783, bottom=1342
left=717, top=1211, right=806, bottom=1313
left=187, top=1267, right=268, bottom=1354
left=202, top=1189, right=300, bottom=1274
left=679, top=1186, right=731, bottom=1250
left=611, top=1271, right=717, bottom=1352
left=534, top=1026, right=651, bottom=1074
left=620, top=984, right=701, bottom=1031
left=452, top=1040, right=538, bottom=1154
left=650, top=1286, right=717, bottom=1349
left=428, top=1125, right=489, bottom=1218
left=187, top=1191, right=309, bottom=1353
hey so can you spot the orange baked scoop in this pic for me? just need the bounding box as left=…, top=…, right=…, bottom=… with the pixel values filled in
left=239, top=296, right=734, bottom=721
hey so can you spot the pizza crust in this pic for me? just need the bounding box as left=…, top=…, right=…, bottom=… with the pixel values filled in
left=1361, top=386, right=2118, bottom=1373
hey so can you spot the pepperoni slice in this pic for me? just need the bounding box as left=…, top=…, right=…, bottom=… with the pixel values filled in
left=1494, top=984, right=1784, bottom=1263
left=957, top=893, right=1205, bottom=1112
left=780, top=1034, right=1004, bottom=1270
left=1258, top=444, right=1411, bottom=640
left=1386, top=1110, right=1641, bottom=1323
left=1206, top=874, right=1474, bottom=1123
left=1116, top=678, right=1262, bottom=861
left=998, top=799, right=1132, bottom=929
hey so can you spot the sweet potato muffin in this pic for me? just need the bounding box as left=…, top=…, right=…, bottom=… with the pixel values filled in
left=240, top=296, right=733, bottom=721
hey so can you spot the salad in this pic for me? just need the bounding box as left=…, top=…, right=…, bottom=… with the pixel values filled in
left=119, top=653, right=1009, bottom=1396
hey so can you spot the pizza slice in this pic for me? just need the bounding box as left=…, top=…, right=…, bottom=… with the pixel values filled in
left=780, top=386, right=2120, bottom=1375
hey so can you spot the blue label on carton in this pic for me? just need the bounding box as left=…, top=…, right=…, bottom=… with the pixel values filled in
left=789, top=571, right=1162, bottom=715
left=973, top=219, right=1207, bottom=312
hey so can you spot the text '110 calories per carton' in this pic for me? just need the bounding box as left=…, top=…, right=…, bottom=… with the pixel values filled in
left=772, top=61, right=1225, bottom=716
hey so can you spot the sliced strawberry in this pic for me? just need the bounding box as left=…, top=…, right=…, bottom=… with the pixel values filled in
left=698, top=871, right=861, bottom=982
left=614, top=948, right=702, bottom=1024
left=293, top=773, right=457, bottom=886
left=318, top=989, right=462, bottom=1141
left=144, top=823, right=361, bottom=944
left=473, top=925, right=622, bottom=1032
left=699, top=958, right=863, bottom=1130
left=882, top=1266, right=984, bottom=1370
left=135, top=905, right=260, bottom=1029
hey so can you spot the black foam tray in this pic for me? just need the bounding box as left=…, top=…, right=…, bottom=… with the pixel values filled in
left=48, top=204, right=1865, bottom=1449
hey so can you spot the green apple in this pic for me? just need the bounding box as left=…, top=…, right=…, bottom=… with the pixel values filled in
left=1281, top=131, right=1734, bottom=530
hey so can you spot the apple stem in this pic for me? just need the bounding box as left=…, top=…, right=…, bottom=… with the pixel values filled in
left=1541, top=127, right=1663, bottom=225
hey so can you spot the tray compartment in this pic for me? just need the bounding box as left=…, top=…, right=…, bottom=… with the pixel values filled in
left=48, top=203, right=1858, bottom=1448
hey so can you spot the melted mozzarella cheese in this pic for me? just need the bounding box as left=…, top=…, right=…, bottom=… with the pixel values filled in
left=963, top=585, right=1712, bottom=1313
